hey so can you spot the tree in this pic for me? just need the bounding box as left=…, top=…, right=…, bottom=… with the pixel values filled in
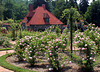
left=93, top=0, right=95, bottom=2
left=32, top=0, right=50, bottom=11
left=3, top=0, right=15, bottom=20
left=62, top=7, right=81, bottom=57
left=14, top=3, right=28, bottom=20
left=69, top=0, right=75, bottom=7
left=2, top=0, right=29, bottom=20
left=0, top=0, right=4, bottom=20
left=79, top=0, right=89, bottom=14
left=0, top=5, right=4, bottom=20
left=52, top=0, right=68, bottom=19
left=84, top=0, right=100, bottom=27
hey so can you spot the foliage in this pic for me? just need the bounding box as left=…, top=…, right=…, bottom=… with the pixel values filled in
left=23, top=42, right=37, bottom=66
left=79, top=0, right=89, bottom=14
left=3, top=0, right=15, bottom=20
left=63, top=28, right=69, bottom=34
left=10, top=23, right=19, bottom=41
left=49, top=25, right=55, bottom=32
left=15, top=31, right=69, bottom=70
left=69, top=0, right=77, bottom=8
left=14, top=2, right=28, bottom=20
left=52, top=0, right=68, bottom=19
left=84, top=24, right=100, bottom=53
left=3, top=19, right=14, bottom=23
left=32, top=0, right=51, bottom=11
left=55, top=25, right=61, bottom=34
left=0, top=37, right=5, bottom=45
left=62, top=7, right=81, bottom=30
left=15, top=19, right=22, bottom=23
left=46, top=37, right=68, bottom=71
left=47, top=40, right=60, bottom=71
left=0, top=0, right=4, bottom=20
left=74, top=32, right=97, bottom=71
left=0, top=21, right=3, bottom=27
left=15, top=36, right=32, bottom=60
left=0, top=0, right=29, bottom=20
left=0, top=27, right=7, bottom=34
left=0, top=36, right=11, bottom=47
left=84, top=0, right=100, bottom=27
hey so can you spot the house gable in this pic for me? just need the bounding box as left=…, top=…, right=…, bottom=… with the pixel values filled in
left=21, top=4, right=63, bottom=26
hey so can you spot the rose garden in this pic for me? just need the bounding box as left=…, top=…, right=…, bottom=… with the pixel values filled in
left=0, top=20, right=100, bottom=72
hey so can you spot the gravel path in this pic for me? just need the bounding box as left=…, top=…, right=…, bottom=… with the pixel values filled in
left=0, top=50, right=14, bottom=72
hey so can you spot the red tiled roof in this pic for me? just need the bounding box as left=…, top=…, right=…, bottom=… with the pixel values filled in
left=21, top=6, right=63, bottom=26
left=80, top=20, right=84, bottom=22
left=84, top=25, right=88, bottom=27
left=43, top=13, right=50, bottom=18
left=63, top=25, right=68, bottom=27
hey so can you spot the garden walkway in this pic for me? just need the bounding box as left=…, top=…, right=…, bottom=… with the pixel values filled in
left=0, top=50, right=14, bottom=72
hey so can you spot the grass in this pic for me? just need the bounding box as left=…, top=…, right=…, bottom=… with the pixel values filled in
left=93, top=55, right=100, bottom=65
left=0, top=48, right=13, bottom=51
left=0, top=53, right=36, bottom=72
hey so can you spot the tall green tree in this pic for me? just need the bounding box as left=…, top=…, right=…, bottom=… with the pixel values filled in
left=93, top=0, right=95, bottom=2
left=62, top=7, right=81, bottom=57
left=69, top=0, right=75, bottom=7
left=3, top=0, right=15, bottom=20
left=84, top=0, right=100, bottom=27
left=2, top=0, right=29, bottom=20
left=14, top=3, right=28, bottom=20
left=79, top=0, right=89, bottom=14
left=31, top=0, right=50, bottom=11
left=68, top=0, right=78, bottom=8
left=0, top=0, right=4, bottom=20
left=52, top=0, right=68, bottom=19
left=0, top=5, right=4, bottom=20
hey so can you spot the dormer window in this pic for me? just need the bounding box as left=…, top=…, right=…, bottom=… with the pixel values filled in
left=43, top=13, right=50, bottom=23
left=45, top=18, right=49, bottom=23
left=26, top=19, right=28, bottom=22
left=27, top=17, right=32, bottom=23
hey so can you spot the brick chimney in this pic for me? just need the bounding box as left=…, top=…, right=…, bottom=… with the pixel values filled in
left=29, top=4, right=33, bottom=11
left=42, top=4, right=45, bottom=10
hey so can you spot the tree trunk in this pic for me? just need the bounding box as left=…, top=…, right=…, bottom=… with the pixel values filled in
left=70, top=13, right=73, bottom=58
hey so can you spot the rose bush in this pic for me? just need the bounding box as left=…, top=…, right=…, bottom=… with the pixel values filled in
left=84, top=24, right=100, bottom=53
left=74, top=32, right=97, bottom=71
left=15, top=31, right=69, bottom=70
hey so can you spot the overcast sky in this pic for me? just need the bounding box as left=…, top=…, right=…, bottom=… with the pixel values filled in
left=77, top=0, right=93, bottom=4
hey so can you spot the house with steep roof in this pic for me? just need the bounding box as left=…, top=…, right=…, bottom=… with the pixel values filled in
left=20, top=4, right=64, bottom=31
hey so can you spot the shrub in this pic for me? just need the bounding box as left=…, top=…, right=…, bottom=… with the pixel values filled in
left=3, top=19, right=14, bottom=23
left=0, top=37, right=11, bottom=47
left=84, top=26, right=100, bottom=53
left=15, top=32, right=69, bottom=70
left=74, top=32, right=97, bottom=72
left=63, top=28, right=69, bottom=34
left=47, top=38, right=67, bottom=71
left=10, top=23, right=19, bottom=41
left=1, top=27, right=7, bottom=34
left=55, top=25, right=61, bottom=34
left=15, top=36, right=33, bottom=60
left=23, top=42, right=37, bottom=66
left=2, top=38, right=11, bottom=47
left=0, top=37, right=5, bottom=45
left=47, top=40, right=60, bottom=71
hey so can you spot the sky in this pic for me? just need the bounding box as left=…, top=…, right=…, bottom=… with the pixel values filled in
left=52, top=0, right=93, bottom=4
left=77, top=0, right=93, bottom=4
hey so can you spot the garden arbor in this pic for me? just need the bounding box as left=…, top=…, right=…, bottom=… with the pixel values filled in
left=62, top=7, right=81, bottom=57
